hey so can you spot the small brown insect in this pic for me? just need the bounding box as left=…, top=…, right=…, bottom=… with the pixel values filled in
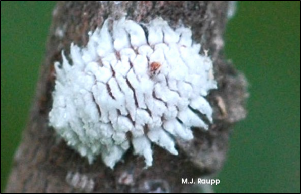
left=150, top=62, right=161, bottom=74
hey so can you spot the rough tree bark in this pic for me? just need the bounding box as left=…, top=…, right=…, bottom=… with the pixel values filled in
left=6, top=1, right=247, bottom=193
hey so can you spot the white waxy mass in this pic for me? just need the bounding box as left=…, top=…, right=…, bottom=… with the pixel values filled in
left=49, top=17, right=217, bottom=169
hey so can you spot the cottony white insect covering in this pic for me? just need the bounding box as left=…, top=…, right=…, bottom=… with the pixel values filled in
left=49, top=17, right=217, bottom=168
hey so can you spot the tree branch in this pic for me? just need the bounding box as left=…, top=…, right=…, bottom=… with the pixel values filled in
left=6, top=2, right=247, bottom=193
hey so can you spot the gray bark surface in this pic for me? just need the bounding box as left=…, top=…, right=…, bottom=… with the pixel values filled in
left=6, top=2, right=247, bottom=193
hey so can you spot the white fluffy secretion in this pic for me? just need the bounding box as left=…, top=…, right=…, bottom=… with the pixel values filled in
left=49, top=17, right=217, bottom=168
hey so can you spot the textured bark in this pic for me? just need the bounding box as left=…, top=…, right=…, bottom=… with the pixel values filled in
left=6, top=1, right=247, bottom=193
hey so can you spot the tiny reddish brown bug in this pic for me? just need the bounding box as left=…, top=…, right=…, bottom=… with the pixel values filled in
left=150, top=62, right=161, bottom=74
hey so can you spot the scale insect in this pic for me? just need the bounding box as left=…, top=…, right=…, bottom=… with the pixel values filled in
left=49, top=17, right=217, bottom=169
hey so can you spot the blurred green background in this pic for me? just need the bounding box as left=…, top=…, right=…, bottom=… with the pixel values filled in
left=1, top=2, right=300, bottom=193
